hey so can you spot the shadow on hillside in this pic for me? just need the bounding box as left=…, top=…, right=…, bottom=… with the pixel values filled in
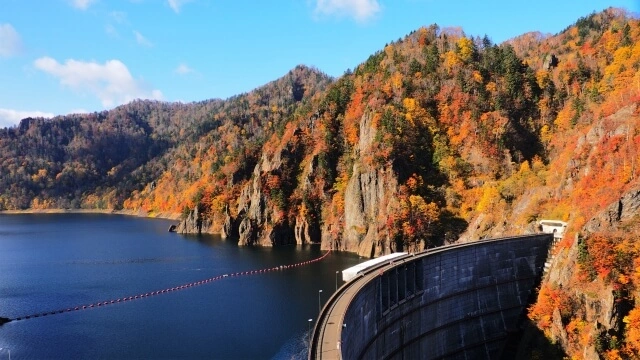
left=507, top=319, right=567, bottom=360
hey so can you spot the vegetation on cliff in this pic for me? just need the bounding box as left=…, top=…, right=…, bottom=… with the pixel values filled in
left=510, top=9, right=640, bottom=359
left=1, top=7, right=640, bottom=356
left=0, top=65, right=331, bottom=213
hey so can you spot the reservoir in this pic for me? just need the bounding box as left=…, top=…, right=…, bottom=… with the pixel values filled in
left=0, top=213, right=361, bottom=359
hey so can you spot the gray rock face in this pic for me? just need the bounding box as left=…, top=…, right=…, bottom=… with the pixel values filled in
left=336, top=110, right=400, bottom=257
left=175, top=206, right=212, bottom=234
left=178, top=110, right=402, bottom=256
left=340, top=163, right=398, bottom=257
left=358, top=113, right=376, bottom=153
left=233, top=140, right=299, bottom=247
left=238, top=216, right=255, bottom=245
left=220, top=206, right=234, bottom=239
left=541, top=186, right=640, bottom=355
left=584, top=188, right=640, bottom=233
left=236, top=170, right=264, bottom=246
left=542, top=54, right=558, bottom=70
left=295, top=214, right=319, bottom=245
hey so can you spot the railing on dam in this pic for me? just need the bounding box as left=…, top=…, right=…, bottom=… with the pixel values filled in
left=309, top=234, right=554, bottom=360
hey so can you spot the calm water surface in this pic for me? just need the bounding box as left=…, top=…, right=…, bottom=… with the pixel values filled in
left=0, top=214, right=361, bottom=359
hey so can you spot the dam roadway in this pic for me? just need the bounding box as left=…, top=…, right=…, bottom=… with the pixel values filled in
left=309, top=234, right=554, bottom=360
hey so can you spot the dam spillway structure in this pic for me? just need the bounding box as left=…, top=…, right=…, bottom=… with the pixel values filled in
left=309, top=234, right=554, bottom=360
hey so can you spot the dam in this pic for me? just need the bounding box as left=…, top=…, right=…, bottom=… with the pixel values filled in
left=309, top=234, right=554, bottom=360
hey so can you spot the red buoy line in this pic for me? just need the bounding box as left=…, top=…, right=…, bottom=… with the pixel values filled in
left=7, top=250, right=332, bottom=323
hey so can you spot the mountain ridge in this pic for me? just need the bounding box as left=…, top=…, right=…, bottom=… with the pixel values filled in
left=2, top=8, right=640, bottom=356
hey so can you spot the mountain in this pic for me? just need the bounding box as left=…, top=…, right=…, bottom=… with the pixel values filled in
left=0, top=65, right=331, bottom=213
left=1, top=7, right=640, bottom=357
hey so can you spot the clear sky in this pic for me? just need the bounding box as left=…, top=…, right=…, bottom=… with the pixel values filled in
left=0, top=0, right=638, bottom=128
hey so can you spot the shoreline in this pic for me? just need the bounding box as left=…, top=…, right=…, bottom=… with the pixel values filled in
left=0, top=208, right=182, bottom=221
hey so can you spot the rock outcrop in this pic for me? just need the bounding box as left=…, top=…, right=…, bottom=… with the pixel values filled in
left=542, top=53, right=558, bottom=70
left=229, top=133, right=304, bottom=246
left=213, top=109, right=402, bottom=255
left=294, top=213, right=320, bottom=245
left=545, top=240, right=628, bottom=359
left=539, top=186, right=640, bottom=357
left=175, top=206, right=212, bottom=234
left=220, top=206, right=236, bottom=239
left=339, top=164, right=397, bottom=257
left=235, top=166, right=265, bottom=246
left=584, top=187, right=640, bottom=234
left=333, top=112, right=400, bottom=257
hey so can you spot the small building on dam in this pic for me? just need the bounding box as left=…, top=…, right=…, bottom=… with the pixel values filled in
left=309, top=233, right=554, bottom=360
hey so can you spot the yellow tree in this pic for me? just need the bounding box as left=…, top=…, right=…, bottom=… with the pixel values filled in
left=398, top=194, right=439, bottom=250
left=624, top=308, right=640, bottom=355
left=456, top=37, right=476, bottom=63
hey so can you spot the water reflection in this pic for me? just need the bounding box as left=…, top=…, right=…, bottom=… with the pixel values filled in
left=0, top=214, right=362, bottom=359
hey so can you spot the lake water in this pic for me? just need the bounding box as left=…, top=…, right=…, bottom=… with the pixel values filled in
left=0, top=214, right=362, bottom=359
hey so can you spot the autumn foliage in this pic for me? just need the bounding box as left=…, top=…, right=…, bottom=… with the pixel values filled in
left=2, top=8, right=640, bottom=356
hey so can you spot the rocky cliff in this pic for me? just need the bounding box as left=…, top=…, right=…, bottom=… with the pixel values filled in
left=537, top=185, right=640, bottom=359
left=217, top=126, right=313, bottom=246
left=334, top=111, right=400, bottom=257
left=233, top=146, right=293, bottom=246
left=584, top=187, right=640, bottom=234
left=175, top=205, right=213, bottom=234
left=337, top=163, right=398, bottom=257
left=218, top=108, right=405, bottom=257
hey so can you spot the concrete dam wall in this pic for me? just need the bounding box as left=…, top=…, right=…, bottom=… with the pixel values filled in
left=310, top=234, right=554, bottom=360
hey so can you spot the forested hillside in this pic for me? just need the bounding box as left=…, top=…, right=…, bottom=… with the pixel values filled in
left=2, top=7, right=640, bottom=357
left=0, top=65, right=331, bottom=212
left=509, top=9, right=640, bottom=359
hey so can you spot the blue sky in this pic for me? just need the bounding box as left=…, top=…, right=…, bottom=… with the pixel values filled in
left=0, top=0, right=638, bottom=128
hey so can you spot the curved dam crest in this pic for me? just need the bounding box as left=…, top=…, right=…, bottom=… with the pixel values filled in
left=310, top=234, right=554, bottom=360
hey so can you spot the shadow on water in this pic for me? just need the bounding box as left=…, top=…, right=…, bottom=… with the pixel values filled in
left=179, top=233, right=225, bottom=247
left=0, top=214, right=361, bottom=359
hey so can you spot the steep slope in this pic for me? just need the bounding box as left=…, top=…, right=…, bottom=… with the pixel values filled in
left=160, top=21, right=553, bottom=255
left=0, top=100, right=217, bottom=210
left=2, top=6, right=640, bottom=356
left=0, top=65, right=331, bottom=215
left=503, top=9, right=640, bottom=359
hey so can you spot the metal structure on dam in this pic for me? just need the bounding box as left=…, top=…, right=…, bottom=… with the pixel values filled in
left=309, top=234, right=555, bottom=360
